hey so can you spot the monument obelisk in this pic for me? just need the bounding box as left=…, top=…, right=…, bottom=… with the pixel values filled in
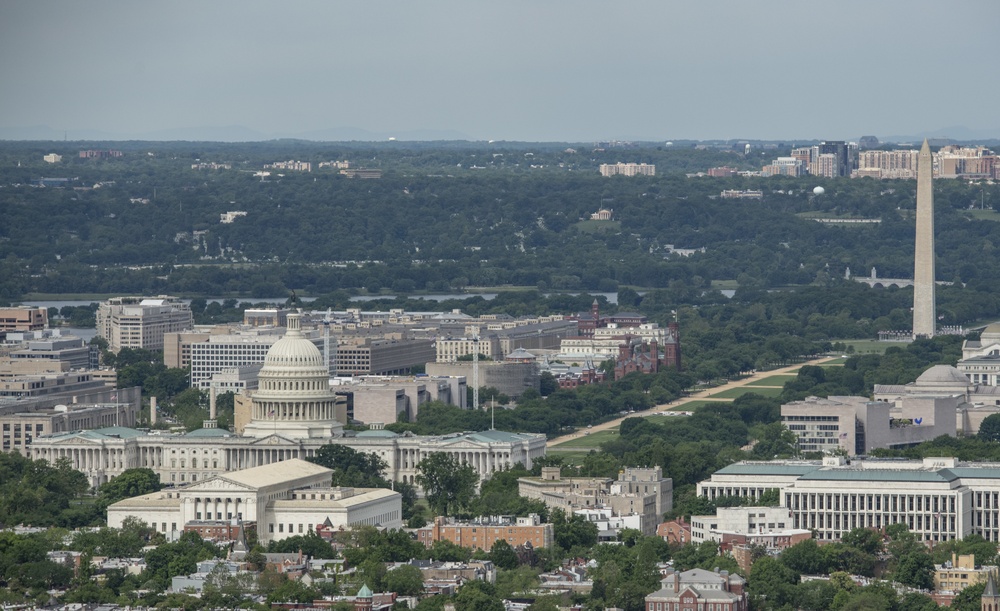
left=912, top=138, right=936, bottom=338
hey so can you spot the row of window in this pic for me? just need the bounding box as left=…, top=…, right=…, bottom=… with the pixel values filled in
left=787, top=492, right=956, bottom=513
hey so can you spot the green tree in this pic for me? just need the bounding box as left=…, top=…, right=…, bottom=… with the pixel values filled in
left=550, top=509, right=598, bottom=552
left=98, top=468, right=162, bottom=506
left=267, top=532, right=335, bottom=558
left=416, top=453, right=478, bottom=516
left=455, top=581, right=503, bottom=611
left=840, top=527, right=884, bottom=555
left=384, top=564, right=424, bottom=597
left=979, top=413, right=1000, bottom=442
left=892, top=551, right=934, bottom=590
left=780, top=539, right=828, bottom=575
left=952, top=582, right=987, bottom=611
left=489, top=539, right=520, bottom=570
left=749, top=556, right=800, bottom=610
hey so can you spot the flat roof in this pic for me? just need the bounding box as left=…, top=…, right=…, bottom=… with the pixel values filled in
left=712, top=463, right=821, bottom=477
left=799, top=469, right=959, bottom=483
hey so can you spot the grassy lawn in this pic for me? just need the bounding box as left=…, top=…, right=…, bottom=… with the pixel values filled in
left=546, top=449, right=598, bottom=463
left=746, top=375, right=797, bottom=387
left=965, top=209, right=1000, bottom=222
left=551, top=429, right=620, bottom=449
left=834, top=340, right=891, bottom=355
left=574, top=219, right=622, bottom=233
left=819, top=357, right=849, bottom=365
left=707, top=386, right=784, bottom=399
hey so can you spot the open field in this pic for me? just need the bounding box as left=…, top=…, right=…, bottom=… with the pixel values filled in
left=706, top=386, right=784, bottom=399
left=965, top=209, right=1000, bottom=222
left=745, top=375, right=797, bottom=387
left=835, top=340, right=891, bottom=354
left=545, top=448, right=597, bottom=463
left=558, top=429, right=619, bottom=448
left=575, top=219, right=622, bottom=233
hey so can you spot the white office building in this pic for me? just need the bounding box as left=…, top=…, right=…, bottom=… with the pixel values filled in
left=107, top=458, right=402, bottom=542
left=97, top=296, right=193, bottom=353
left=697, top=456, right=1000, bottom=543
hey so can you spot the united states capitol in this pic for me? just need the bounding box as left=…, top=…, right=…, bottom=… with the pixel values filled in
left=26, top=311, right=547, bottom=496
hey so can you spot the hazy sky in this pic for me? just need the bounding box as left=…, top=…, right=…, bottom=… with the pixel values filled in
left=2, top=1, right=998, bottom=142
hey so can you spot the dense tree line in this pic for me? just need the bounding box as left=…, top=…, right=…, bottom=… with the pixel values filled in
left=3, top=142, right=1000, bottom=327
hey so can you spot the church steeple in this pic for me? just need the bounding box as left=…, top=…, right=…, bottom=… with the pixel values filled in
left=983, top=570, right=1000, bottom=611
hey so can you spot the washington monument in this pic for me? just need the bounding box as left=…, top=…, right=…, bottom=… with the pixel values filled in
left=912, top=138, right=936, bottom=338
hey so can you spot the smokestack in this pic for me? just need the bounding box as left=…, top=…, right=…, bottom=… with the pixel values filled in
left=209, top=386, right=217, bottom=420
left=150, top=396, right=157, bottom=426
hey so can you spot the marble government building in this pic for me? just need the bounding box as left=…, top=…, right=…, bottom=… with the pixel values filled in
left=29, top=312, right=547, bottom=489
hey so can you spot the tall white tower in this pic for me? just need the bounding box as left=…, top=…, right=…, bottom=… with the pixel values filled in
left=912, top=139, right=936, bottom=339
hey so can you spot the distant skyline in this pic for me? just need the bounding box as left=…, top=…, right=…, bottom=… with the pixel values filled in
left=2, top=1, right=999, bottom=143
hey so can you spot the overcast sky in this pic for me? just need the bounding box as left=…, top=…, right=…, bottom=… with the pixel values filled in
left=2, top=1, right=998, bottom=142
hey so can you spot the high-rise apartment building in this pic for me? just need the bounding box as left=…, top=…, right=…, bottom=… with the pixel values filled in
left=96, top=296, right=193, bottom=353
left=856, top=149, right=919, bottom=179
left=599, top=162, right=655, bottom=177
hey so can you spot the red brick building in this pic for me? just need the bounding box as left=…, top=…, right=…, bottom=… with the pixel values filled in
left=645, top=568, right=747, bottom=611
left=416, top=514, right=554, bottom=551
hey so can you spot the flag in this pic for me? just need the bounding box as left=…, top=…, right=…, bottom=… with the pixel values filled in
left=268, top=409, right=275, bottom=417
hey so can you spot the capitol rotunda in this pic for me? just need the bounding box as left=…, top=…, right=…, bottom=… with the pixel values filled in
left=241, top=311, right=344, bottom=439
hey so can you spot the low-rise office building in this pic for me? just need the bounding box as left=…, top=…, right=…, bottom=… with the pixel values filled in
left=416, top=514, right=553, bottom=550
left=108, top=459, right=402, bottom=543
left=519, top=466, right=672, bottom=535
left=0, top=307, right=48, bottom=332
left=426, top=360, right=539, bottom=399
left=934, top=553, right=996, bottom=593
left=697, top=456, right=1000, bottom=543
left=1, top=399, right=139, bottom=455
left=781, top=394, right=957, bottom=455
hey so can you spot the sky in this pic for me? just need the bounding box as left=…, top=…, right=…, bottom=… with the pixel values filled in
left=2, top=0, right=998, bottom=142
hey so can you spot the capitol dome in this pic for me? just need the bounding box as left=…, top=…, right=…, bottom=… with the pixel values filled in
left=261, top=315, right=326, bottom=370
left=242, top=311, right=344, bottom=439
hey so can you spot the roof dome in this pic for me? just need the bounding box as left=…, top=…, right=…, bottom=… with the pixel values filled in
left=915, top=365, right=970, bottom=385
left=262, top=312, right=324, bottom=369
left=982, top=323, right=1000, bottom=337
